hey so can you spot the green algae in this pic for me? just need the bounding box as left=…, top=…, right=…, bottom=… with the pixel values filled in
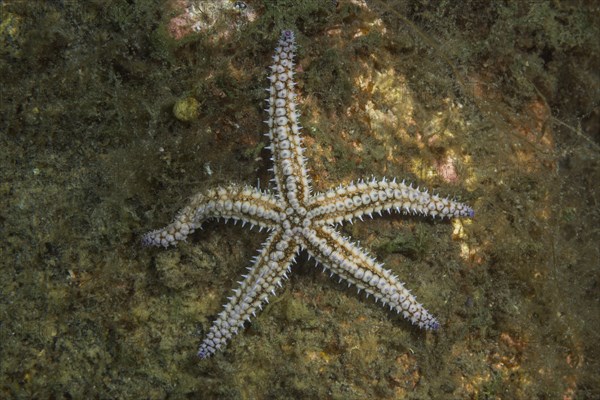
left=376, top=225, right=431, bottom=261
left=173, top=96, right=200, bottom=122
left=1, top=1, right=599, bottom=399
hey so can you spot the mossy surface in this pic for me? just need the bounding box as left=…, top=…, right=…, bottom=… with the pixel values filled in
left=1, top=1, right=599, bottom=398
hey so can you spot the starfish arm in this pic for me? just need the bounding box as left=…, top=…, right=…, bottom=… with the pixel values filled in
left=198, top=228, right=300, bottom=358
left=308, top=178, right=474, bottom=226
left=265, top=30, right=311, bottom=210
left=142, top=184, right=284, bottom=247
left=300, top=225, right=440, bottom=330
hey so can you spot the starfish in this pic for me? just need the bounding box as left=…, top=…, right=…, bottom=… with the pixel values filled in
left=142, top=30, right=474, bottom=358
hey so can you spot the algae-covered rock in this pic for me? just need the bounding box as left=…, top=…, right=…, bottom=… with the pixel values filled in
left=0, top=12, right=23, bottom=58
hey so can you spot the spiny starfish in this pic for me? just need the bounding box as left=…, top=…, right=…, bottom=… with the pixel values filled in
left=143, top=30, right=474, bottom=358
